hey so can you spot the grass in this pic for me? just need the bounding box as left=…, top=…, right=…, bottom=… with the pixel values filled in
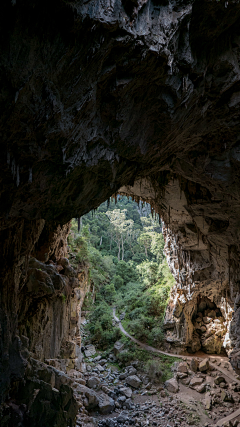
left=116, top=335, right=180, bottom=382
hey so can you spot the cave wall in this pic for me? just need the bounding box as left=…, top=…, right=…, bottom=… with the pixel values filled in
left=1, top=0, right=240, bottom=422
left=120, top=177, right=240, bottom=356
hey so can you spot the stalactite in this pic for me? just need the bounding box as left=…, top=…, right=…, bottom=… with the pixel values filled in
left=16, top=165, right=20, bottom=187
left=29, top=167, right=32, bottom=183
left=11, top=158, right=16, bottom=178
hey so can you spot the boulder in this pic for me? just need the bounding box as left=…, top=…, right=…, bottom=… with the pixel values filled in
left=198, top=301, right=207, bottom=312
left=87, top=376, right=101, bottom=388
left=190, top=358, right=199, bottom=372
left=208, top=310, right=216, bottom=319
left=126, top=375, right=142, bottom=389
left=97, top=393, right=115, bottom=414
left=221, top=390, right=234, bottom=402
left=84, top=345, right=96, bottom=358
left=119, top=372, right=128, bottom=380
left=177, top=362, right=188, bottom=373
left=203, top=317, right=211, bottom=324
left=119, top=387, right=132, bottom=398
left=125, top=398, right=133, bottom=409
left=177, top=372, right=188, bottom=379
left=101, top=385, right=111, bottom=394
left=77, top=385, right=99, bottom=407
left=199, top=358, right=209, bottom=372
left=214, top=376, right=226, bottom=385
left=114, top=341, right=124, bottom=356
left=180, top=377, right=190, bottom=385
left=195, top=383, right=206, bottom=393
left=202, top=335, right=222, bottom=354
left=204, top=392, right=212, bottom=409
left=127, top=367, right=137, bottom=375
left=165, top=378, right=179, bottom=393
left=190, top=377, right=204, bottom=387
left=117, top=395, right=126, bottom=404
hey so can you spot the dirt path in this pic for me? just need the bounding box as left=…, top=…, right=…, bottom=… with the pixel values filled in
left=113, top=308, right=240, bottom=426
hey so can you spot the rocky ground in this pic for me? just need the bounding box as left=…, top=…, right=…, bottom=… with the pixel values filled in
left=44, top=340, right=240, bottom=427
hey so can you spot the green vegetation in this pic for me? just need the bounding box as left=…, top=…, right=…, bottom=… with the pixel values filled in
left=68, top=196, right=175, bottom=350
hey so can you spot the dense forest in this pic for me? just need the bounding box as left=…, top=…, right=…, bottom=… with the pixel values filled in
left=68, top=196, right=175, bottom=354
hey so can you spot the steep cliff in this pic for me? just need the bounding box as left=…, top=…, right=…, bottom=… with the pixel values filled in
left=1, top=0, right=240, bottom=425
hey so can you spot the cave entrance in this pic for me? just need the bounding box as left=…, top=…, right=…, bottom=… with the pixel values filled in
left=190, top=296, right=227, bottom=355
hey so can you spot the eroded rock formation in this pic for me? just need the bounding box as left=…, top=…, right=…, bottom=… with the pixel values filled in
left=1, top=0, right=240, bottom=425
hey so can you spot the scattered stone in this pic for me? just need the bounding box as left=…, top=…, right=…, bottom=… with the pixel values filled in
left=117, top=411, right=129, bottom=423
left=124, top=398, right=133, bottom=409
left=98, top=359, right=107, bottom=366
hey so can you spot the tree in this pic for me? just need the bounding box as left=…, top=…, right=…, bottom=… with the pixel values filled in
left=106, top=209, right=134, bottom=260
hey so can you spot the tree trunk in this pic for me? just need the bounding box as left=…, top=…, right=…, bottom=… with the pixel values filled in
left=118, top=241, right=121, bottom=260
left=121, top=236, right=124, bottom=260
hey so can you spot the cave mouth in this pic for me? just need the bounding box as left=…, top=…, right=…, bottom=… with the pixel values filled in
left=189, top=296, right=227, bottom=356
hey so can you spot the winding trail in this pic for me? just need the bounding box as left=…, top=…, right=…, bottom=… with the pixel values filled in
left=113, top=308, right=240, bottom=426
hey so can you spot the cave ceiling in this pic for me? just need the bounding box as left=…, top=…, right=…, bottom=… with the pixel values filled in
left=1, top=0, right=240, bottom=226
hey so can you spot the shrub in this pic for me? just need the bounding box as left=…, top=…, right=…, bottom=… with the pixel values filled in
left=87, top=301, right=121, bottom=349
left=113, top=275, right=124, bottom=290
left=144, top=359, right=163, bottom=382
